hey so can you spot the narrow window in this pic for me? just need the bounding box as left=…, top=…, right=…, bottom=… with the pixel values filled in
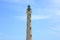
left=30, top=27, right=31, bottom=30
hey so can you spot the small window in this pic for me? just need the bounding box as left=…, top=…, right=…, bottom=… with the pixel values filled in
left=30, top=27, right=31, bottom=30
left=30, top=20, right=31, bottom=22
left=30, top=14, right=31, bottom=16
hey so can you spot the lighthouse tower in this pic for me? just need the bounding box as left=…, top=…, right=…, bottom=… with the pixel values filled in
left=26, top=5, right=32, bottom=40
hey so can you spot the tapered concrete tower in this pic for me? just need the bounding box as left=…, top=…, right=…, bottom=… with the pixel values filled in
left=26, top=5, right=32, bottom=40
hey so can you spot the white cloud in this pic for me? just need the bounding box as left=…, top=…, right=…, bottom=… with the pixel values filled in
left=32, top=15, right=50, bottom=20
left=16, top=15, right=50, bottom=21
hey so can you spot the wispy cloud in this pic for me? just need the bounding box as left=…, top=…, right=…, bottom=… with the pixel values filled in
left=32, top=15, right=50, bottom=20
left=16, top=15, right=50, bottom=21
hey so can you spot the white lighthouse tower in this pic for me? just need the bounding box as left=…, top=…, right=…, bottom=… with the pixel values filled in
left=26, top=5, right=32, bottom=40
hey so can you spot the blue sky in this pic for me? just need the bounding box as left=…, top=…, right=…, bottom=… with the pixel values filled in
left=0, top=0, right=60, bottom=40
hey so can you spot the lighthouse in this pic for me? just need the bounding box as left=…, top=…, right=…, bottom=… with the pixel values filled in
left=26, top=5, right=32, bottom=40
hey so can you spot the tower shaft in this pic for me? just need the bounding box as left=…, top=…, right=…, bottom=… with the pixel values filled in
left=26, top=5, right=32, bottom=40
